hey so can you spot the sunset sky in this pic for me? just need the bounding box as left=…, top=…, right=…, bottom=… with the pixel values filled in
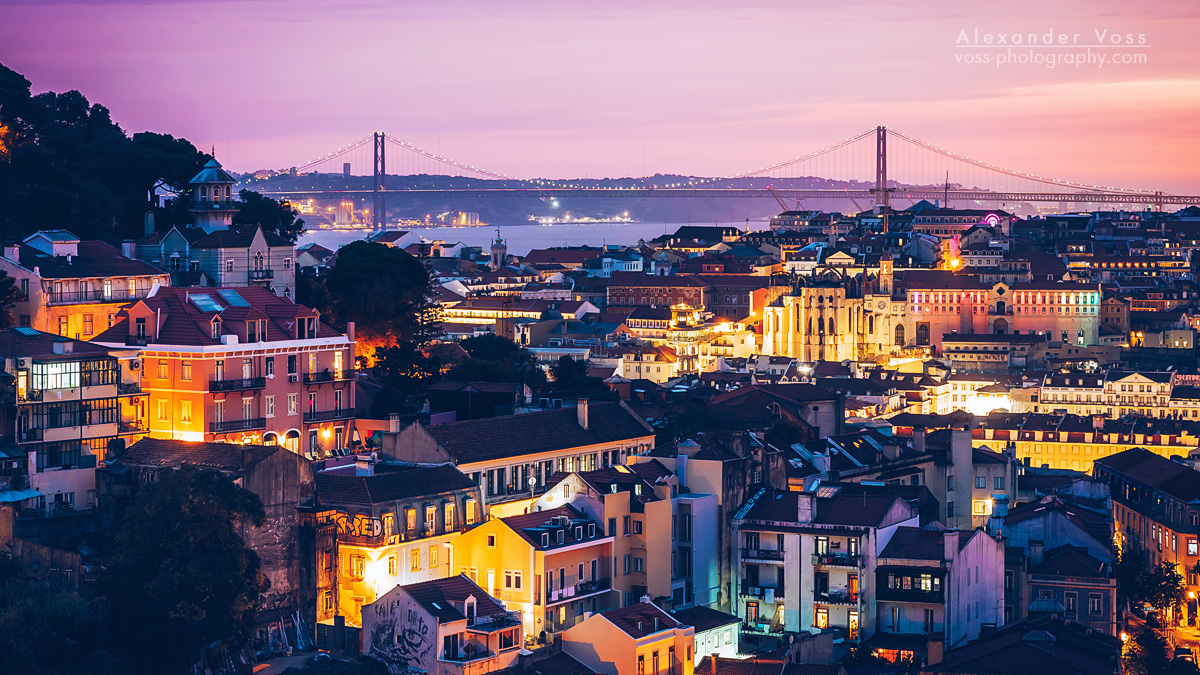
left=4, top=0, right=1199, bottom=192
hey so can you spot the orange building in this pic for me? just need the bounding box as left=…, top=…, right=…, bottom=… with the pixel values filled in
left=93, top=286, right=355, bottom=457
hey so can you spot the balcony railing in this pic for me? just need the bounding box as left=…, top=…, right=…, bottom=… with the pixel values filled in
left=304, top=369, right=358, bottom=385
left=17, top=428, right=43, bottom=443
left=44, top=288, right=151, bottom=306
left=117, top=382, right=142, bottom=396
left=304, top=408, right=354, bottom=423
left=740, top=581, right=785, bottom=600
left=209, top=418, right=266, bottom=434
left=547, top=577, right=612, bottom=605
left=468, top=610, right=523, bottom=631
left=125, top=335, right=150, bottom=347
left=118, top=420, right=148, bottom=435
left=812, top=552, right=861, bottom=568
left=18, top=389, right=43, bottom=403
left=742, top=620, right=786, bottom=636
left=814, top=589, right=859, bottom=605
left=876, top=587, right=944, bottom=604
left=209, top=377, right=266, bottom=392
left=192, top=200, right=239, bottom=210
left=742, top=548, right=785, bottom=562
left=248, top=269, right=275, bottom=280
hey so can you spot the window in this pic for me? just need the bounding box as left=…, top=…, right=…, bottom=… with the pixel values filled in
left=429, top=545, right=438, bottom=568
left=57, top=316, right=67, bottom=336
left=265, top=396, right=275, bottom=417
left=387, top=555, right=397, bottom=576
left=995, top=476, right=1005, bottom=490
left=633, top=520, right=643, bottom=535
left=634, top=557, right=644, bottom=572
left=156, top=399, right=169, bottom=421
left=157, top=360, right=169, bottom=379
left=637, top=655, right=645, bottom=675
left=624, top=554, right=631, bottom=574
left=351, top=556, right=365, bottom=578
left=406, top=508, right=417, bottom=531
left=947, top=502, right=955, bottom=518
left=624, top=515, right=631, bottom=535
left=973, top=500, right=991, bottom=515
left=226, top=259, right=234, bottom=273
left=180, top=400, right=192, bottom=423
left=487, top=534, right=497, bottom=548
left=444, top=503, right=455, bottom=530
left=410, top=549, right=421, bottom=572
left=266, top=357, right=274, bottom=377
left=465, top=499, right=477, bottom=525
left=1065, top=592, right=1077, bottom=613
left=287, top=355, right=297, bottom=375
left=1189, top=539, right=1198, bottom=556
left=609, top=518, right=617, bottom=536
left=1089, top=593, right=1102, bottom=614
left=815, top=606, right=828, bottom=629
left=504, top=571, right=523, bottom=590
left=82, top=314, right=93, bottom=336
left=975, top=476, right=986, bottom=489
left=287, top=393, right=297, bottom=415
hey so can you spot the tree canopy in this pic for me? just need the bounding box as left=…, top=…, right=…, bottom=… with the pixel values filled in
left=233, top=188, right=305, bottom=243
left=323, top=241, right=433, bottom=340
left=97, top=466, right=269, bottom=675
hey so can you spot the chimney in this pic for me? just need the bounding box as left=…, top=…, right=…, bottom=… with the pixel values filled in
left=1030, top=540, right=1045, bottom=568
left=1092, top=414, right=1105, bottom=431
left=388, top=412, right=402, bottom=434
left=913, top=427, right=927, bottom=455
left=926, top=635, right=944, bottom=665
left=640, top=595, right=652, bottom=603
left=2, top=243, right=18, bottom=262
left=577, top=398, right=589, bottom=430
left=144, top=211, right=155, bottom=237
left=943, top=529, right=958, bottom=563
left=355, top=455, right=374, bottom=477
left=346, top=320, right=355, bottom=344
left=121, top=240, right=136, bottom=259
left=797, top=491, right=815, bottom=523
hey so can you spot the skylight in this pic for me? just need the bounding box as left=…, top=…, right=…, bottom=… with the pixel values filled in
left=815, top=486, right=841, bottom=498
left=14, top=327, right=39, bottom=337
left=217, top=289, right=250, bottom=307
left=189, top=294, right=224, bottom=313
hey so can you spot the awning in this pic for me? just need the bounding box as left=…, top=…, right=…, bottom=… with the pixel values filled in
left=0, top=488, right=41, bottom=503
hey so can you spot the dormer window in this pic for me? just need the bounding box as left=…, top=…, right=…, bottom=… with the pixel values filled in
left=211, top=317, right=221, bottom=339
left=541, top=533, right=549, bottom=547
left=574, top=526, right=583, bottom=540
left=587, top=523, right=595, bottom=538
left=556, top=530, right=565, bottom=545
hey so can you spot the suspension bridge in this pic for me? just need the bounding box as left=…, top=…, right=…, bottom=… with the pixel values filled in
left=255, top=127, right=1200, bottom=229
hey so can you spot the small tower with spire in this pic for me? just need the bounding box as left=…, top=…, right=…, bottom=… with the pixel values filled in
left=188, top=157, right=239, bottom=233
left=490, top=227, right=507, bottom=271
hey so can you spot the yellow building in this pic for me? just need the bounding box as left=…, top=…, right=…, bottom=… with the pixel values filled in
left=452, top=504, right=616, bottom=640
left=561, top=599, right=695, bottom=675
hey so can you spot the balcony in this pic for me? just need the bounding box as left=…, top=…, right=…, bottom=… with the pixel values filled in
left=44, top=288, right=151, bottom=307
left=304, top=408, right=354, bottom=423
left=18, top=389, right=43, bottom=403
left=546, top=576, right=612, bottom=606
left=209, top=418, right=266, bottom=434
left=191, top=200, right=239, bottom=210
left=876, top=587, right=943, bottom=604
left=17, top=428, right=43, bottom=443
left=742, top=548, right=785, bottom=563
left=814, top=589, right=859, bottom=605
left=468, top=611, right=523, bottom=632
left=304, top=369, right=359, bottom=385
left=742, top=620, right=786, bottom=636
left=813, top=552, right=861, bottom=568
left=118, top=420, right=148, bottom=435
left=117, top=382, right=142, bottom=396
left=740, top=581, right=786, bottom=601
left=248, top=269, right=275, bottom=281
left=125, top=335, right=150, bottom=347
left=209, top=377, right=267, bottom=392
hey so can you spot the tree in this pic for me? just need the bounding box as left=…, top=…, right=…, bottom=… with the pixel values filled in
left=233, top=188, right=305, bottom=243
left=324, top=241, right=432, bottom=340
left=0, top=268, right=18, bottom=329
left=1143, top=560, right=1186, bottom=612
left=1114, top=545, right=1146, bottom=603
left=1124, top=626, right=1170, bottom=675
left=97, top=466, right=268, bottom=675
left=550, top=355, right=605, bottom=393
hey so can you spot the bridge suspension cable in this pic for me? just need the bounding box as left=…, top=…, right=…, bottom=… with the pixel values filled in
left=292, top=134, right=374, bottom=174
left=729, top=128, right=877, bottom=179
left=383, top=136, right=514, bottom=181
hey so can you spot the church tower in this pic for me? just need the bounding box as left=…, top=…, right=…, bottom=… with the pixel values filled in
left=490, top=228, right=507, bottom=271
left=188, top=157, right=239, bottom=233
left=878, top=254, right=893, bottom=296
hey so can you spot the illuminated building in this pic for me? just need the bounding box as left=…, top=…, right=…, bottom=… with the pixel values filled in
left=93, top=286, right=356, bottom=457
left=0, top=328, right=148, bottom=512
left=309, top=461, right=484, bottom=627
left=561, top=600, right=696, bottom=675
left=137, top=224, right=298, bottom=300
left=910, top=209, right=1013, bottom=238
left=0, top=231, right=170, bottom=337
left=361, top=575, right=523, bottom=674
left=1094, top=448, right=1200, bottom=626
left=452, top=504, right=616, bottom=638
left=1036, top=370, right=1173, bottom=418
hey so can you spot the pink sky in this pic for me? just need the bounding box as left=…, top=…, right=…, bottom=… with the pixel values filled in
left=4, top=0, right=1200, bottom=192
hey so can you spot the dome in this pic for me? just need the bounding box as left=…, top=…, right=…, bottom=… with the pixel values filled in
left=190, top=158, right=237, bottom=185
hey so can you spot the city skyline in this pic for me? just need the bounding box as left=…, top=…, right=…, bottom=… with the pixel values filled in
left=4, top=0, right=1200, bottom=192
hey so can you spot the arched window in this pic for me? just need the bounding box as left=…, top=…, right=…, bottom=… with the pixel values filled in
left=869, top=315, right=875, bottom=334
left=829, top=317, right=835, bottom=334
left=283, top=430, right=301, bottom=454
left=895, top=324, right=905, bottom=346
left=916, top=324, right=930, bottom=345
left=263, top=432, right=279, bottom=445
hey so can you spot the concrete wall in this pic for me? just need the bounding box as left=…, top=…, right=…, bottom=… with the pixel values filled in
left=362, top=586, right=439, bottom=674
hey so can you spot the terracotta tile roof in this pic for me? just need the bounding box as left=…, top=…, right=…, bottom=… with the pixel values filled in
left=927, top=615, right=1120, bottom=675
left=0, top=328, right=125, bottom=360
left=599, top=600, right=681, bottom=639
left=425, top=402, right=653, bottom=465
left=401, top=574, right=506, bottom=624
left=1094, top=447, right=1200, bottom=502
left=814, top=491, right=908, bottom=527
left=1031, top=544, right=1107, bottom=578
left=500, top=505, right=606, bottom=550
left=879, top=526, right=973, bottom=561
left=17, top=241, right=165, bottom=280
left=668, top=605, right=740, bottom=633
left=316, top=464, right=476, bottom=506
left=112, top=438, right=278, bottom=471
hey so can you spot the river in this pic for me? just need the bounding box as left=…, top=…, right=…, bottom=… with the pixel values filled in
left=297, top=219, right=772, bottom=257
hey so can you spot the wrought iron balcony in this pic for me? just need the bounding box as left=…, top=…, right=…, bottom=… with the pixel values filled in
left=303, top=369, right=358, bottom=385
left=209, top=377, right=266, bottom=392
left=740, top=581, right=786, bottom=600
left=18, top=389, right=42, bottom=403
left=125, top=335, right=150, bottom=347
left=248, top=269, right=275, bottom=280
left=742, top=548, right=785, bottom=562
left=304, top=408, right=354, bottom=423
left=117, top=382, right=142, bottom=396
left=17, top=428, right=43, bottom=443
left=118, top=420, right=148, bottom=435
left=876, top=587, right=943, bottom=603
left=45, top=289, right=151, bottom=306
left=209, top=418, right=266, bottom=434
left=812, top=552, right=861, bottom=568
left=191, top=200, right=239, bottom=210
left=814, top=589, right=859, bottom=605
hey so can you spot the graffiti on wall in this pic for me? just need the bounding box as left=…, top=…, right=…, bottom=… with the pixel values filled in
left=334, top=513, right=384, bottom=539
left=366, top=593, right=435, bottom=675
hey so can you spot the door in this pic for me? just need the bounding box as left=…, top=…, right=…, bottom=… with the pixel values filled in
left=487, top=570, right=495, bottom=596
left=849, top=611, right=859, bottom=641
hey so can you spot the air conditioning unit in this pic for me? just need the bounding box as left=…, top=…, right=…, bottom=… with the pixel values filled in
left=17, top=359, right=26, bottom=368
left=130, top=360, right=141, bottom=370
left=289, top=375, right=299, bottom=383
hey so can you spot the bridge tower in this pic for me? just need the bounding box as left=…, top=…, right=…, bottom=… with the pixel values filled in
left=373, top=132, right=386, bottom=229
left=874, top=125, right=889, bottom=209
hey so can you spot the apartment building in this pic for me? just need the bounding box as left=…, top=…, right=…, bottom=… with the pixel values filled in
left=562, top=599, right=695, bottom=675
left=873, top=527, right=1004, bottom=657
left=362, top=575, right=523, bottom=675
left=0, top=230, right=170, bottom=336
left=137, top=224, right=297, bottom=299
left=310, top=461, right=484, bottom=626
left=383, top=400, right=656, bottom=512
left=1036, top=370, right=1174, bottom=418
left=730, top=485, right=919, bottom=645
left=531, top=461, right=720, bottom=610
left=1093, top=448, right=1200, bottom=626
left=452, top=504, right=617, bottom=638
left=93, top=286, right=356, bottom=457
left=0, top=328, right=148, bottom=513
